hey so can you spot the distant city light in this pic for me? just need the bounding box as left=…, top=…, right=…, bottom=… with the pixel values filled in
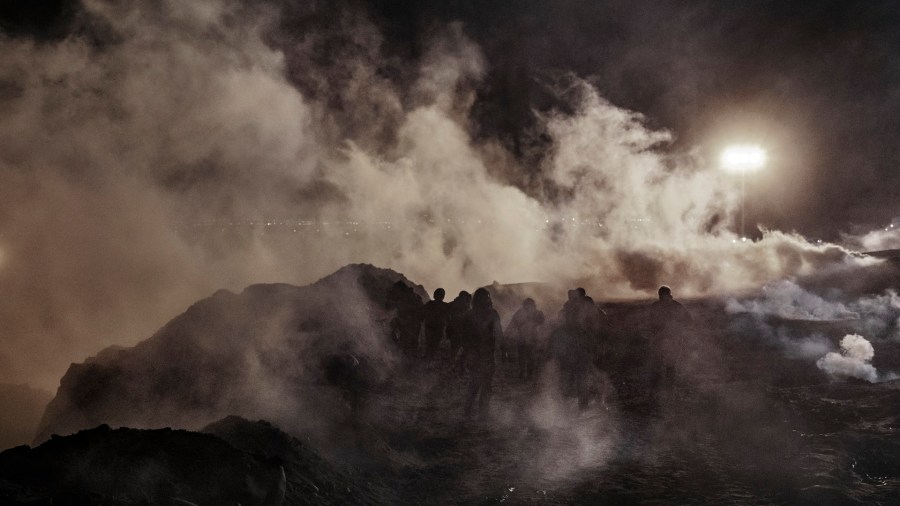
left=720, top=145, right=767, bottom=172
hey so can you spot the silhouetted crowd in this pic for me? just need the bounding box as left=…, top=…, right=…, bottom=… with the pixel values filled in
left=386, top=281, right=693, bottom=418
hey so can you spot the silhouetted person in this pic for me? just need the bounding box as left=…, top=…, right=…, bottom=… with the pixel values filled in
left=387, top=281, right=424, bottom=359
left=462, top=288, right=502, bottom=418
left=446, top=290, right=472, bottom=373
left=572, top=287, right=612, bottom=369
left=553, top=287, right=606, bottom=408
left=572, top=287, right=605, bottom=339
left=558, top=289, right=579, bottom=325
left=648, top=285, right=692, bottom=388
left=650, top=286, right=692, bottom=326
left=422, top=288, right=449, bottom=360
left=507, top=298, right=544, bottom=380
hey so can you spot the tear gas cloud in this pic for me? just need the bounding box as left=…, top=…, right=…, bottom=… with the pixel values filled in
left=0, top=0, right=881, bottom=390
left=727, top=281, right=900, bottom=381
left=727, top=280, right=900, bottom=341
left=727, top=280, right=859, bottom=321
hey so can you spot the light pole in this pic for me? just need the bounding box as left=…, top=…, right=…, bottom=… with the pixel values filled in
left=720, top=145, right=766, bottom=239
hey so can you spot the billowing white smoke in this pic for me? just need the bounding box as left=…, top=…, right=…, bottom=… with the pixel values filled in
left=816, top=334, right=895, bottom=383
left=727, top=281, right=900, bottom=381
left=851, top=290, right=900, bottom=340
left=727, top=280, right=900, bottom=340
left=726, top=280, right=858, bottom=320
left=0, top=0, right=879, bottom=389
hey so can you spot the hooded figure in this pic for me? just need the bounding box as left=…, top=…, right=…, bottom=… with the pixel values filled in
left=648, top=285, right=693, bottom=388
left=462, top=288, right=502, bottom=418
left=507, top=298, right=544, bottom=380
left=553, top=288, right=606, bottom=408
left=446, top=290, right=473, bottom=373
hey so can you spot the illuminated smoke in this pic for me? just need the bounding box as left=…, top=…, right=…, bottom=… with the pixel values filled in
left=727, top=281, right=900, bottom=341
left=0, top=0, right=878, bottom=391
left=725, top=280, right=858, bottom=321
left=727, top=281, right=900, bottom=381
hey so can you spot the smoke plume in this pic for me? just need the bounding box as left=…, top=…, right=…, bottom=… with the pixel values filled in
left=725, top=280, right=900, bottom=384
left=0, top=0, right=880, bottom=391
left=727, top=281, right=900, bottom=341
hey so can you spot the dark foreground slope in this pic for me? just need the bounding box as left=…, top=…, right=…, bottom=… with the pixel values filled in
left=0, top=416, right=395, bottom=505
left=8, top=362, right=900, bottom=505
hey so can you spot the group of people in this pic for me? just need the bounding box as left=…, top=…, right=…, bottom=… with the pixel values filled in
left=386, top=281, right=692, bottom=418
left=387, top=283, right=500, bottom=416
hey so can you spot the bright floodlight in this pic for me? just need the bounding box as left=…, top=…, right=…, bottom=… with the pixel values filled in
left=720, top=145, right=767, bottom=172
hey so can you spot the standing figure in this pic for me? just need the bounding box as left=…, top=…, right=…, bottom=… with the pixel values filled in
left=558, top=289, right=579, bottom=325
left=387, top=281, right=424, bottom=359
left=554, top=288, right=605, bottom=408
left=446, top=291, right=473, bottom=372
left=648, top=285, right=693, bottom=388
left=422, top=288, right=449, bottom=360
left=650, top=286, right=692, bottom=324
left=550, top=290, right=581, bottom=396
left=507, top=298, right=545, bottom=380
left=463, top=288, right=503, bottom=418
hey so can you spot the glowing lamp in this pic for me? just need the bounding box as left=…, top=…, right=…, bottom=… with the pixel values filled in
left=720, top=145, right=766, bottom=172
left=719, top=144, right=766, bottom=240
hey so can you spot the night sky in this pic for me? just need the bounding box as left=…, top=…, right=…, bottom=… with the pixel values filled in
left=364, top=0, right=900, bottom=239
left=4, top=0, right=900, bottom=238
left=312, top=0, right=900, bottom=239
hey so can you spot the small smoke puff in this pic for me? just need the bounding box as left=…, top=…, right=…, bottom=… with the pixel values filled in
left=816, top=334, right=878, bottom=383
left=839, top=333, right=875, bottom=361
